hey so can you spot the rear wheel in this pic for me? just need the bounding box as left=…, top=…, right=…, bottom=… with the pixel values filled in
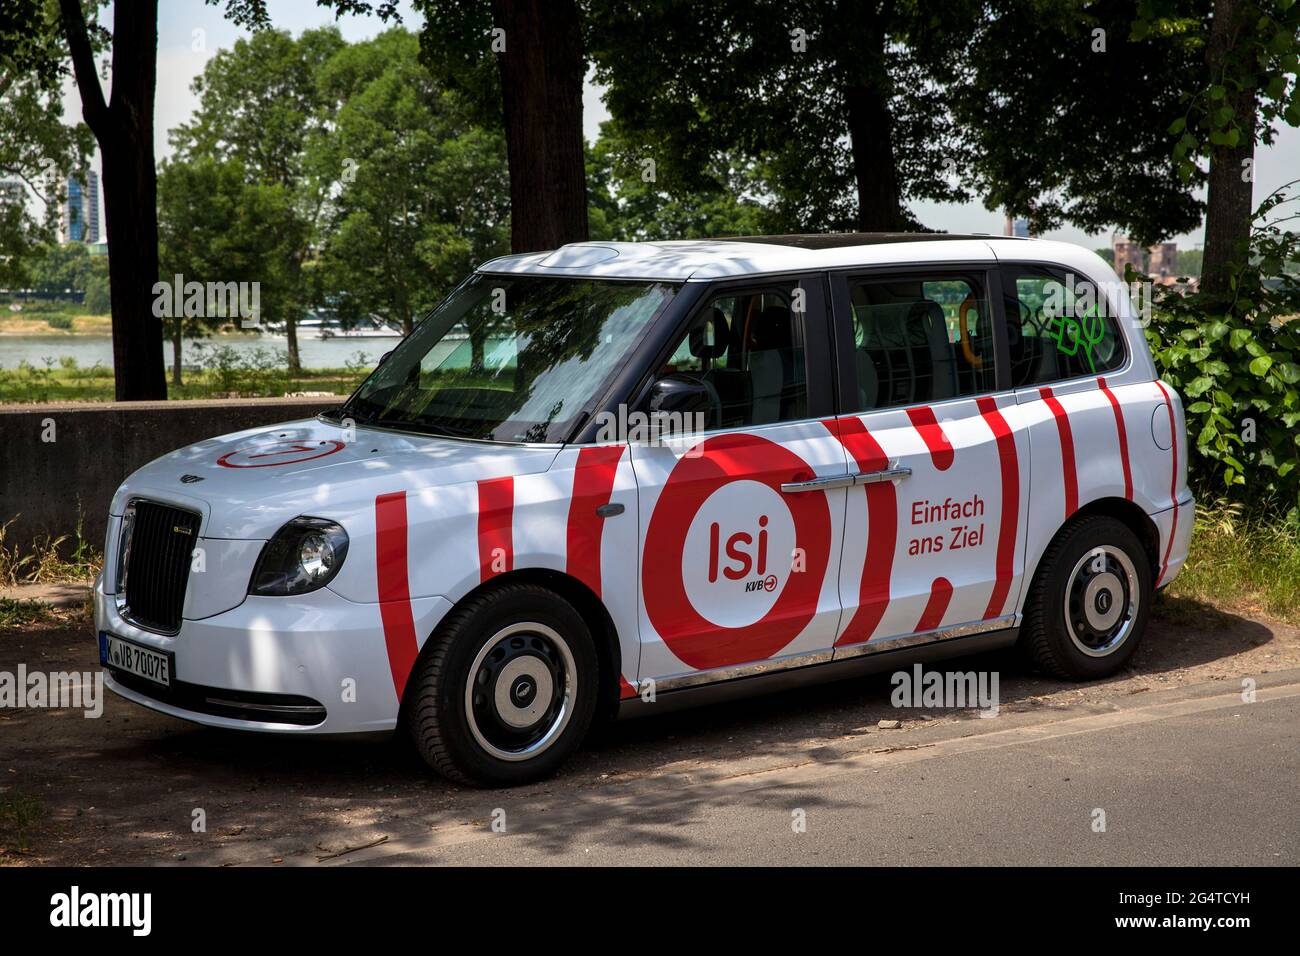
left=1020, top=515, right=1152, bottom=680
left=405, top=583, right=598, bottom=786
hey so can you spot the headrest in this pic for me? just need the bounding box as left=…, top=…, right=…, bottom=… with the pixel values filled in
left=689, top=307, right=730, bottom=360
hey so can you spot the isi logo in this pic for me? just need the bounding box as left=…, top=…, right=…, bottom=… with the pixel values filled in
left=642, top=433, right=832, bottom=670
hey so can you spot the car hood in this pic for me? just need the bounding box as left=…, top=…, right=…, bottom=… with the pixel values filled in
left=110, top=416, right=562, bottom=539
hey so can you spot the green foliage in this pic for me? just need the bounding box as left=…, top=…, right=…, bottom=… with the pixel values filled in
left=1146, top=182, right=1300, bottom=513
left=313, top=29, right=509, bottom=332
left=1139, top=0, right=1300, bottom=183
left=0, top=0, right=98, bottom=288
left=587, top=121, right=771, bottom=240
left=949, top=0, right=1208, bottom=244
left=587, top=0, right=977, bottom=231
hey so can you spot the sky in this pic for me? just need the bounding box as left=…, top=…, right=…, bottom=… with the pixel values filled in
left=58, top=0, right=1300, bottom=252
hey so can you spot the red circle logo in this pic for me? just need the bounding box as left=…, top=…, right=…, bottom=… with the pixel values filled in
left=642, top=433, right=831, bottom=670
left=217, top=440, right=346, bottom=468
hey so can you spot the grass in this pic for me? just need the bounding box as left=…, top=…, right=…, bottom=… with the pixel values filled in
left=0, top=598, right=55, bottom=627
left=0, top=516, right=102, bottom=588
left=0, top=792, right=46, bottom=857
left=1164, top=502, right=1300, bottom=627
left=0, top=360, right=363, bottom=403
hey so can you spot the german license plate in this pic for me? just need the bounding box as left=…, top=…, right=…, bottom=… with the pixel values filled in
left=99, top=632, right=172, bottom=687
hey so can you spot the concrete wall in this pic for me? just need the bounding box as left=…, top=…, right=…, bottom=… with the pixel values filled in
left=1, top=397, right=340, bottom=556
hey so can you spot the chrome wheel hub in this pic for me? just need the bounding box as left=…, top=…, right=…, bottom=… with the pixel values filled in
left=465, top=622, right=576, bottom=762
left=1064, top=545, right=1139, bottom=657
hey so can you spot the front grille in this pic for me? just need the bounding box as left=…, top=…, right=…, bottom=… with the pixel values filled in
left=122, top=500, right=201, bottom=632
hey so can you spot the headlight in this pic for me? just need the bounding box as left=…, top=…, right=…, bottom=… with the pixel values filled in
left=250, top=518, right=349, bottom=596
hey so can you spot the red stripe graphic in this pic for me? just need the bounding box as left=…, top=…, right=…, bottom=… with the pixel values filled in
left=915, top=577, right=953, bottom=633
left=375, top=491, right=419, bottom=698
left=1154, top=381, right=1180, bottom=585
left=565, top=445, right=626, bottom=597
left=824, top=417, right=897, bottom=646
left=477, top=476, right=514, bottom=581
left=618, top=675, right=638, bottom=700
left=906, top=406, right=955, bottom=470
left=1098, top=376, right=1133, bottom=500
left=975, top=396, right=1019, bottom=619
left=1039, top=386, right=1078, bottom=518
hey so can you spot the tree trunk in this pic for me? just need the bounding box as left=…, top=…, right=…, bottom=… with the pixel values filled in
left=845, top=81, right=908, bottom=232
left=60, top=0, right=166, bottom=401
left=285, top=317, right=301, bottom=373
left=491, top=0, right=589, bottom=253
left=1199, top=0, right=1257, bottom=301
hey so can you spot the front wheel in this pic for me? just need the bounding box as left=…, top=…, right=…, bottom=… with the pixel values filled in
left=1020, top=515, right=1152, bottom=680
left=405, top=583, right=598, bottom=786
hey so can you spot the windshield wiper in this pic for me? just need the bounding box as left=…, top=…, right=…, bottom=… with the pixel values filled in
left=364, top=416, right=478, bottom=439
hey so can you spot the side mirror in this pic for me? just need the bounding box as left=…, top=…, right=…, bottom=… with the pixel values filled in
left=644, top=373, right=717, bottom=431
left=378, top=350, right=393, bottom=366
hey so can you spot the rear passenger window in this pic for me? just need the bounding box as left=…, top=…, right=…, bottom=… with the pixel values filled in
left=660, top=287, right=808, bottom=428
left=1002, top=267, right=1126, bottom=387
left=847, top=275, right=996, bottom=411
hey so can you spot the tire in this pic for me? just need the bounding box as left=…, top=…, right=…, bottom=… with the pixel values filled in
left=405, top=582, right=599, bottom=787
left=1020, top=515, right=1152, bottom=680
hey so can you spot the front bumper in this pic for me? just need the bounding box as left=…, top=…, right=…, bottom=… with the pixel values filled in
left=94, top=575, right=452, bottom=734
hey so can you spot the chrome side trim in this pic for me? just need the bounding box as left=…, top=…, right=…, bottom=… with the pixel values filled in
left=643, top=614, right=1017, bottom=694
left=648, top=649, right=836, bottom=693
left=832, top=614, right=1018, bottom=660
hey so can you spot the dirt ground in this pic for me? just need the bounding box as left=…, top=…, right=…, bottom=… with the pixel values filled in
left=1, top=592, right=1296, bottom=866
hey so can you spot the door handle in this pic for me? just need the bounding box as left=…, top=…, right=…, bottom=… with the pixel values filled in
left=855, top=466, right=911, bottom=484
left=780, top=466, right=911, bottom=494
left=781, top=474, right=855, bottom=493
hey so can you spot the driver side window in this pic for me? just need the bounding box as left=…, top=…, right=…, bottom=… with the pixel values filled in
left=658, top=287, right=808, bottom=429
left=1002, top=267, right=1126, bottom=387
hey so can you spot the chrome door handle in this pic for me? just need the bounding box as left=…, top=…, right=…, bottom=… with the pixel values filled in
left=855, top=466, right=911, bottom=484
left=780, top=466, right=911, bottom=493
left=781, top=474, right=856, bottom=493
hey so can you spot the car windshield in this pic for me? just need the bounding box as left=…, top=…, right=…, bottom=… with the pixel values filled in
left=340, top=274, right=679, bottom=443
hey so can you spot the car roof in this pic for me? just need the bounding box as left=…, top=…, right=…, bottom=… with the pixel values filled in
left=476, top=234, right=1091, bottom=281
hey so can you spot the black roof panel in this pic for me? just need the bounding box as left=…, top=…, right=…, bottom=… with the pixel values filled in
left=718, top=232, right=1003, bottom=250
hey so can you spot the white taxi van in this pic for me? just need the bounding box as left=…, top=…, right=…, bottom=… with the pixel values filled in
left=96, top=234, right=1193, bottom=785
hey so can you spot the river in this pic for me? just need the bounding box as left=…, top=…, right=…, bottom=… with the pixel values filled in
left=0, top=333, right=398, bottom=370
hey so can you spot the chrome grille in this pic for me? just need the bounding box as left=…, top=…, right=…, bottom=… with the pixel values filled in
left=120, top=500, right=201, bottom=633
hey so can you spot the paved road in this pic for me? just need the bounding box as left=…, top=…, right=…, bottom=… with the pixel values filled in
left=230, top=674, right=1299, bottom=867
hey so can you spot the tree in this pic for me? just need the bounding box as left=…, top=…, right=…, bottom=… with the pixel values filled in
left=947, top=0, right=1209, bottom=244
left=586, top=120, right=773, bottom=239
left=156, top=156, right=306, bottom=386
left=55, top=0, right=167, bottom=400
left=313, top=30, right=510, bottom=333
left=0, top=2, right=95, bottom=290
left=168, top=27, right=347, bottom=371
left=588, top=0, right=978, bottom=233
left=412, top=0, right=590, bottom=252
left=1139, top=0, right=1300, bottom=298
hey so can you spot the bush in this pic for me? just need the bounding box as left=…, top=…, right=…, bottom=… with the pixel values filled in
left=45, top=313, right=73, bottom=330
left=1145, top=183, right=1300, bottom=517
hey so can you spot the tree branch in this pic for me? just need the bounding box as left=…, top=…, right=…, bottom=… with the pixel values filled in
left=57, top=0, right=108, bottom=134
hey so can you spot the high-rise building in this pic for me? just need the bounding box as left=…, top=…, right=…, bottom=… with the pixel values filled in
left=61, top=170, right=100, bottom=244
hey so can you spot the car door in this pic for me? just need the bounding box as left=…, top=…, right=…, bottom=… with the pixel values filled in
left=628, top=277, right=850, bottom=687
left=828, top=266, right=1031, bottom=657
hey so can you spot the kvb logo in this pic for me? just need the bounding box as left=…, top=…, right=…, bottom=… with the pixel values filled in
left=644, top=433, right=830, bottom=670
left=685, top=479, right=795, bottom=627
